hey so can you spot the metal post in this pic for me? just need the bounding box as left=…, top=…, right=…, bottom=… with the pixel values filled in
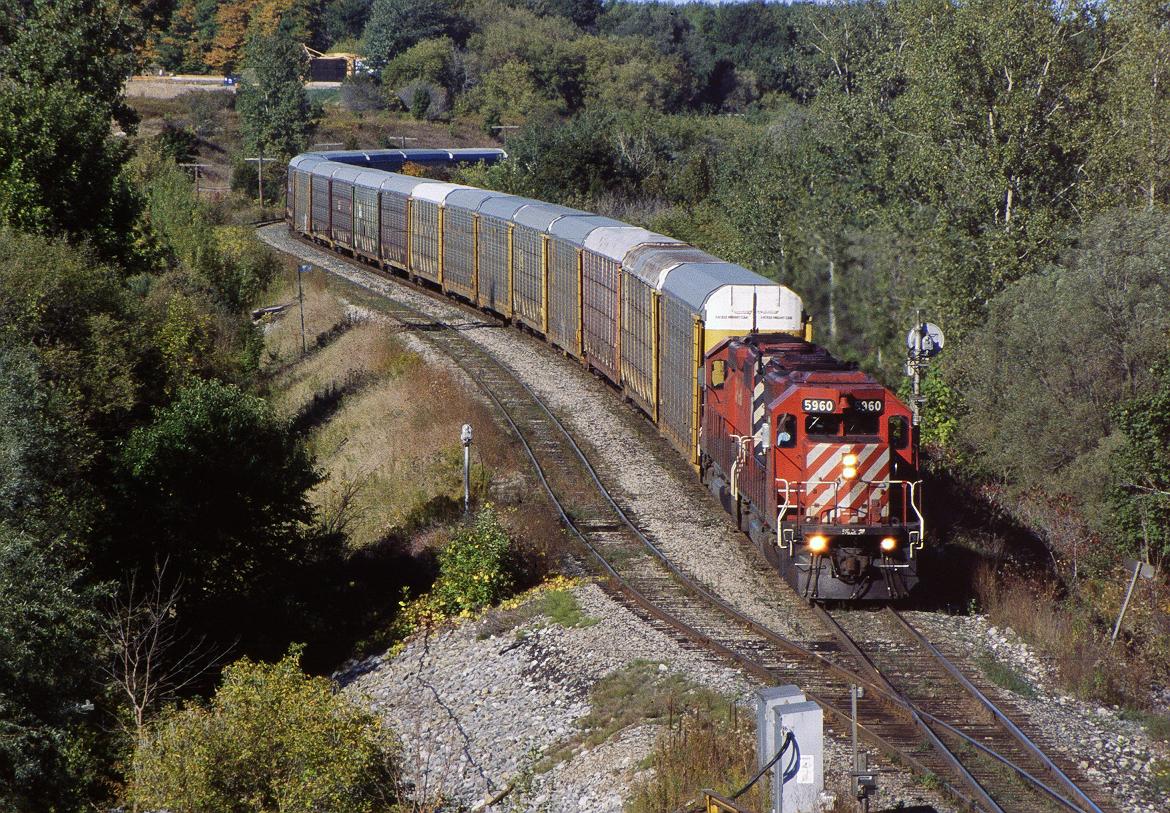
left=461, top=423, right=473, bottom=513
left=1111, top=559, right=1153, bottom=643
left=297, top=264, right=310, bottom=356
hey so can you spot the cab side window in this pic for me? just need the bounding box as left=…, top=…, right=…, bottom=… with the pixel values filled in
left=775, top=413, right=796, bottom=448
left=888, top=415, right=909, bottom=449
left=710, top=359, right=726, bottom=388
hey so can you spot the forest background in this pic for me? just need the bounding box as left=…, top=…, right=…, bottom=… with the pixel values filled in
left=3, top=0, right=1170, bottom=809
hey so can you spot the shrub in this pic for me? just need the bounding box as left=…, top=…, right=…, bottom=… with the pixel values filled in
left=340, top=74, right=392, bottom=112
left=128, top=647, right=400, bottom=812
left=432, top=504, right=513, bottom=614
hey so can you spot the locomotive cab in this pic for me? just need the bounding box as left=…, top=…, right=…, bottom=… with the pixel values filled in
left=700, top=334, right=924, bottom=601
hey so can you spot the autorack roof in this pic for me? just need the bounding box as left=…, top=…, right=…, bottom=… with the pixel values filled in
left=583, top=227, right=681, bottom=264
left=512, top=202, right=588, bottom=231
left=660, top=262, right=772, bottom=311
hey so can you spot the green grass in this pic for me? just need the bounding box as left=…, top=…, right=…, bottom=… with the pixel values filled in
left=1120, top=708, right=1170, bottom=741
left=541, top=589, right=597, bottom=628
left=978, top=652, right=1038, bottom=699
left=538, top=660, right=740, bottom=772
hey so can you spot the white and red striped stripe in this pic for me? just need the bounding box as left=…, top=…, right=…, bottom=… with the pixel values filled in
left=803, top=443, right=890, bottom=523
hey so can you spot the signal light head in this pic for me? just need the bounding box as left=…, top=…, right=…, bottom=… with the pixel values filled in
left=880, top=537, right=897, bottom=552
left=807, top=534, right=829, bottom=554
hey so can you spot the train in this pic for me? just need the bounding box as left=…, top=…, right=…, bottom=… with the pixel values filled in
left=286, top=148, right=926, bottom=601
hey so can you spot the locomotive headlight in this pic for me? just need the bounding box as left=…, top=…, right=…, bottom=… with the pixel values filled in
left=807, top=534, right=829, bottom=554
left=842, top=465, right=858, bottom=479
left=843, top=453, right=858, bottom=466
left=880, top=537, right=897, bottom=552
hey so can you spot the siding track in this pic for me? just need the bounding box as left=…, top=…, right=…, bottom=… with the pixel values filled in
left=260, top=225, right=1118, bottom=813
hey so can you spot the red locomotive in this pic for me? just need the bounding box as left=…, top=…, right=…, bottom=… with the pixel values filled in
left=700, top=333, right=924, bottom=601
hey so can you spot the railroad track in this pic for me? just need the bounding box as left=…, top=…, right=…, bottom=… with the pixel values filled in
left=260, top=225, right=1117, bottom=813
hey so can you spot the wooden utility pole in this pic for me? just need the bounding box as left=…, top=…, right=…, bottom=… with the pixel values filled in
left=245, top=153, right=268, bottom=211
left=178, top=163, right=210, bottom=197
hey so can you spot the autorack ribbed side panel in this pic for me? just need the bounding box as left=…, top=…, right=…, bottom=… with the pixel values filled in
left=477, top=216, right=510, bottom=314
left=621, top=271, right=656, bottom=415
left=443, top=207, right=475, bottom=297
left=582, top=249, right=620, bottom=384
left=410, top=198, right=441, bottom=282
left=547, top=238, right=579, bottom=355
left=353, top=184, right=378, bottom=257
left=379, top=191, right=408, bottom=267
left=659, top=292, right=699, bottom=458
left=511, top=224, right=544, bottom=330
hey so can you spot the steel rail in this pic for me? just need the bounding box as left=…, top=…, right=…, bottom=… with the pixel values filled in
left=886, top=609, right=1105, bottom=813
left=814, top=606, right=1006, bottom=813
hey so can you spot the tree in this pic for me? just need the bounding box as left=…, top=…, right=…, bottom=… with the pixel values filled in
left=892, top=0, right=1097, bottom=327
left=323, top=0, right=374, bottom=48
left=118, top=379, right=327, bottom=651
left=206, top=0, right=251, bottom=74
left=0, top=0, right=140, bottom=257
left=953, top=207, right=1170, bottom=557
left=1087, top=0, right=1170, bottom=209
left=237, top=28, right=315, bottom=163
left=1111, top=361, right=1170, bottom=563
left=128, top=648, right=400, bottom=812
left=0, top=526, right=103, bottom=812
left=362, top=0, right=459, bottom=69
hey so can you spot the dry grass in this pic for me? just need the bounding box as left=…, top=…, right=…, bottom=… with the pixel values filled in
left=973, top=563, right=1167, bottom=707
left=311, top=108, right=499, bottom=153
left=260, top=268, right=540, bottom=555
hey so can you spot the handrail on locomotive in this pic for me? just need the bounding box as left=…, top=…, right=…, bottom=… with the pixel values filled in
left=776, top=478, right=925, bottom=557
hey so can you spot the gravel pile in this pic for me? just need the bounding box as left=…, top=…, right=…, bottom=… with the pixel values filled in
left=339, top=582, right=750, bottom=810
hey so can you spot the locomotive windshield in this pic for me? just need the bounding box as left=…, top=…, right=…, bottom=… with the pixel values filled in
left=804, top=414, right=841, bottom=435
left=804, top=411, right=881, bottom=437
left=844, top=412, right=880, bottom=435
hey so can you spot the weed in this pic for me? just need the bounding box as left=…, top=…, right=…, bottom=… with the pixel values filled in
left=1120, top=708, right=1170, bottom=742
left=540, top=661, right=744, bottom=777
left=432, top=505, right=513, bottom=614
left=917, top=771, right=944, bottom=792
left=540, top=590, right=597, bottom=628
left=977, top=652, right=1037, bottom=699
left=1152, top=759, right=1170, bottom=794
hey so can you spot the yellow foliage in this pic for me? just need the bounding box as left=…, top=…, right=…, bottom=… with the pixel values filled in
left=128, top=647, right=400, bottom=812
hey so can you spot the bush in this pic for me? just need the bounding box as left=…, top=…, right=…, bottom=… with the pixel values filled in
left=339, top=74, right=392, bottom=112
left=128, top=647, right=400, bottom=812
left=432, top=504, right=513, bottom=614
left=397, top=79, right=447, bottom=121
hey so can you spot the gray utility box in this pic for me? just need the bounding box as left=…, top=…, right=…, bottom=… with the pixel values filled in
left=755, top=685, right=824, bottom=813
